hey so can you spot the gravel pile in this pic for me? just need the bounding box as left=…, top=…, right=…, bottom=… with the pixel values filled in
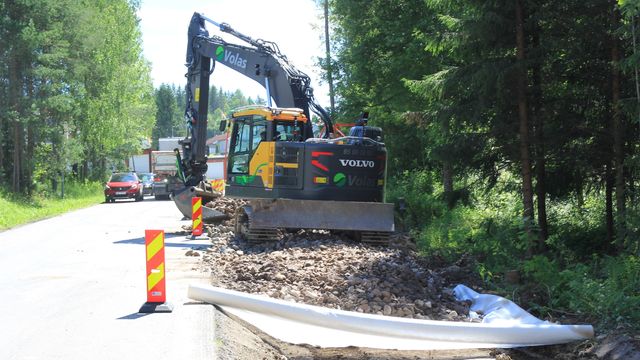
left=204, top=196, right=247, bottom=218
left=198, top=198, right=477, bottom=322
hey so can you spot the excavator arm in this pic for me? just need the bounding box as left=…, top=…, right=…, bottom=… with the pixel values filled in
left=181, top=12, right=332, bottom=186
left=173, top=12, right=333, bottom=220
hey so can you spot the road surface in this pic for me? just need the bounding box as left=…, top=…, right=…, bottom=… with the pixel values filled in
left=0, top=198, right=216, bottom=360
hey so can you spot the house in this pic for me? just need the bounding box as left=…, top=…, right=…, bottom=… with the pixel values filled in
left=207, top=133, right=228, bottom=155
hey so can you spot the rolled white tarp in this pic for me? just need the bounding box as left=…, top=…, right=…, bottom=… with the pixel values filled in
left=188, top=283, right=593, bottom=350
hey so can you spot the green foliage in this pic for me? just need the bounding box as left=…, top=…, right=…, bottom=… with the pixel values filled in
left=327, top=0, right=640, bottom=328
left=545, top=196, right=612, bottom=260
left=390, top=171, right=530, bottom=266
left=0, top=181, right=103, bottom=230
left=329, top=0, right=440, bottom=117
left=386, top=169, right=438, bottom=227
left=80, top=0, right=155, bottom=176
left=32, top=138, right=84, bottom=195
left=0, top=0, right=155, bottom=190
left=523, top=255, right=640, bottom=328
left=152, top=84, right=180, bottom=148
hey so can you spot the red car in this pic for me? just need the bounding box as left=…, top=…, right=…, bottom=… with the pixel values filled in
left=104, top=172, right=144, bottom=203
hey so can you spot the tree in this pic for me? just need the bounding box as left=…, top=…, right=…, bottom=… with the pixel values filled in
left=514, top=0, right=536, bottom=252
left=0, top=0, right=155, bottom=190
left=154, top=84, right=177, bottom=143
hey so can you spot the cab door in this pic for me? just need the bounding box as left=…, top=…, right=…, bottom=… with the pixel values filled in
left=227, top=115, right=271, bottom=188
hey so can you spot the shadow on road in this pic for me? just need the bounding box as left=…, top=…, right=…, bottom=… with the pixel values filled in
left=117, top=312, right=153, bottom=320
left=113, top=233, right=206, bottom=249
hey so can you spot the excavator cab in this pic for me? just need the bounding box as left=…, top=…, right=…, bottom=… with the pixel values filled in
left=225, top=106, right=307, bottom=193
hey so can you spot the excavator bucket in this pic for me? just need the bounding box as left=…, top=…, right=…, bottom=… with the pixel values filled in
left=171, top=185, right=227, bottom=222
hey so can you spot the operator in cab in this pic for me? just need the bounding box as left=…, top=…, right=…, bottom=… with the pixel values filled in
left=349, top=112, right=369, bottom=138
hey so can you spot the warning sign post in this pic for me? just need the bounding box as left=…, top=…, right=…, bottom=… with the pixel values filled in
left=139, top=229, right=173, bottom=313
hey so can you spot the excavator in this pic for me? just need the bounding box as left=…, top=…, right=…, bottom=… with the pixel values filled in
left=172, top=13, right=394, bottom=243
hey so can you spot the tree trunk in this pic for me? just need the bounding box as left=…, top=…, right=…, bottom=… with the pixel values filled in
left=443, top=162, right=453, bottom=194
left=606, top=162, right=615, bottom=248
left=611, top=4, right=626, bottom=251
left=442, top=118, right=453, bottom=200
left=531, top=20, right=548, bottom=248
left=515, top=0, right=535, bottom=256
left=324, top=0, right=336, bottom=115
left=82, top=159, right=89, bottom=182
left=0, top=121, right=4, bottom=183
left=8, top=51, right=22, bottom=193
left=26, top=77, right=35, bottom=195
left=26, top=123, right=34, bottom=194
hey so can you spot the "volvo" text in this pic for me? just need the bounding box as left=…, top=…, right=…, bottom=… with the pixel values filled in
left=339, top=159, right=375, bottom=168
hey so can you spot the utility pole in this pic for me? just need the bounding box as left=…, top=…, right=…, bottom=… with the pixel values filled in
left=324, top=0, right=336, bottom=115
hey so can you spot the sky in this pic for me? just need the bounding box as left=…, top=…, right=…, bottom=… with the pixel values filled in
left=137, top=0, right=330, bottom=105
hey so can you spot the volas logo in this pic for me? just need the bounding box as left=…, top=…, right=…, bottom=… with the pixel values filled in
left=215, top=45, right=247, bottom=69
left=333, top=173, right=346, bottom=187
left=347, top=175, right=376, bottom=187
left=339, top=159, right=375, bottom=168
left=215, top=46, right=224, bottom=61
left=334, top=173, right=376, bottom=187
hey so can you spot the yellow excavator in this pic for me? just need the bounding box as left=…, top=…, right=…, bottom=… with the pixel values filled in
left=172, top=13, right=394, bottom=243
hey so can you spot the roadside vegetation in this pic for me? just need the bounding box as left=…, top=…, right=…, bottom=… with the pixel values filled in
left=0, top=0, right=155, bottom=193
left=326, top=0, right=640, bottom=331
left=387, top=173, right=640, bottom=329
left=0, top=181, right=103, bottom=231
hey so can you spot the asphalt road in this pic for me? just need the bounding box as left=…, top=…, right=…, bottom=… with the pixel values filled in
left=0, top=197, right=216, bottom=360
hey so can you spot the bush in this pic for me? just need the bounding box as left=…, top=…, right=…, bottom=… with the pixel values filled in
left=386, top=169, right=440, bottom=230
left=523, top=254, right=640, bottom=328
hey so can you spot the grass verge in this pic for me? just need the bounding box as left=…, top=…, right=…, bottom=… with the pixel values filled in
left=0, top=182, right=104, bottom=231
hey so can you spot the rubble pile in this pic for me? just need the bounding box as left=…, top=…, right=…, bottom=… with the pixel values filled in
left=200, top=205, right=475, bottom=321
left=204, top=196, right=247, bottom=218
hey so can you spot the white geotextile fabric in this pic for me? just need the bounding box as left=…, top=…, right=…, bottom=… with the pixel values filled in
left=454, top=284, right=548, bottom=325
left=188, top=283, right=594, bottom=350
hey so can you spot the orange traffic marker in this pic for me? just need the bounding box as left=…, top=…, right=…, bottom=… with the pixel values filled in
left=139, top=229, right=173, bottom=313
left=192, top=197, right=203, bottom=236
left=211, top=179, right=225, bottom=193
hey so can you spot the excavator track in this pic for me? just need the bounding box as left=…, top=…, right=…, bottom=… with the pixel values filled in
left=360, top=231, right=391, bottom=246
left=234, top=206, right=279, bottom=242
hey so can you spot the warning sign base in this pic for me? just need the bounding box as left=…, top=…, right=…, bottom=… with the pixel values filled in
left=139, top=301, right=174, bottom=313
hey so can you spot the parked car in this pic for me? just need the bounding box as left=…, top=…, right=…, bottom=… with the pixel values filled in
left=137, top=172, right=155, bottom=196
left=104, top=172, right=144, bottom=203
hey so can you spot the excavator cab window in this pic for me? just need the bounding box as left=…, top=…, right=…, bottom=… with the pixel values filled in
left=230, top=118, right=250, bottom=173
left=229, top=115, right=267, bottom=174
left=252, top=119, right=267, bottom=147
left=274, top=121, right=304, bottom=142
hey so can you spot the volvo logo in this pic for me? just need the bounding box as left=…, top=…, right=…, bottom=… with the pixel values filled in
left=339, top=159, right=375, bottom=168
